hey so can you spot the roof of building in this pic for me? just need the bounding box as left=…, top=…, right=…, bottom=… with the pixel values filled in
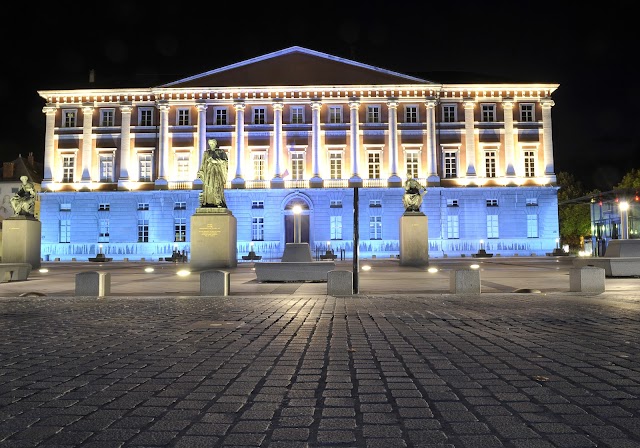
left=1, top=153, right=43, bottom=183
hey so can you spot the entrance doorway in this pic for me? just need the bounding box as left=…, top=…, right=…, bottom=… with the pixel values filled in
left=284, top=199, right=310, bottom=243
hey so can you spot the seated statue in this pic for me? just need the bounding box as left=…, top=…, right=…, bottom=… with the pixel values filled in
left=402, top=174, right=426, bottom=212
left=10, top=176, right=36, bottom=217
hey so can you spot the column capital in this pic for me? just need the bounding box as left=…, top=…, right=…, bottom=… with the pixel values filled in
left=234, top=102, right=246, bottom=111
left=348, top=100, right=360, bottom=109
left=463, top=101, right=476, bottom=109
left=42, top=106, right=57, bottom=115
left=82, top=105, right=94, bottom=114
left=387, top=99, right=399, bottom=108
left=502, top=100, right=514, bottom=109
left=120, top=103, right=133, bottom=114
left=425, top=99, right=437, bottom=108
left=196, top=103, right=208, bottom=112
left=158, top=102, right=170, bottom=112
left=541, top=99, right=555, bottom=108
left=311, top=101, right=322, bottom=110
left=272, top=101, right=284, bottom=111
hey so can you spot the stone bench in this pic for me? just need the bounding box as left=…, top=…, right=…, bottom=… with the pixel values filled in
left=75, top=271, right=111, bottom=297
left=0, top=263, right=32, bottom=282
left=254, top=261, right=336, bottom=282
left=573, top=257, right=640, bottom=277
left=200, top=270, right=230, bottom=296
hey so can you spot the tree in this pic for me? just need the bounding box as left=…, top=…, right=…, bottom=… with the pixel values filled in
left=615, top=168, right=640, bottom=190
left=556, top=171, right=593, bottom=251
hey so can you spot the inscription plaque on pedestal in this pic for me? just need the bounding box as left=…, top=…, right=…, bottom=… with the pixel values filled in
left=399, top=212, right=429, bottom=267
left=190, top=208, right=237, bottom=270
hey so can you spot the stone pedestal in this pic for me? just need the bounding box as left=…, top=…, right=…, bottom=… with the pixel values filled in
left=281, top=243, right=313, bottom=262
left=190, top=209, right=237, bottom=270
left=1, top=216, right=41, bottom=269
left=399, top=212, right=428, bottom=267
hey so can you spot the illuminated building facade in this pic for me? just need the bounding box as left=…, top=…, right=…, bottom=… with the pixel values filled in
left=37, top=46, right=560, bottom=261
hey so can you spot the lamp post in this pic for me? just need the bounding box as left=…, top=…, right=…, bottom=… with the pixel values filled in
left=619, top=201, right=630, bottom=240
left=293, top=205, right=302, bottom=243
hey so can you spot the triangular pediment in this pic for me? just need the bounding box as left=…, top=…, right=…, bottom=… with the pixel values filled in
left=161, top=46, right=436, bottom=88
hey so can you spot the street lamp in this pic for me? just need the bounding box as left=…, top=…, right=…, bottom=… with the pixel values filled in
left=293, top=205, right=302, bottom=243
left=619, top=201, right=630, bottom=239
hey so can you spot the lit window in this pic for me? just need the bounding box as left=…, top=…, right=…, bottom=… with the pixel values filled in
left=485, top=151, right=497, bottom=178
left=100, top=109, right=115, bottom=127
left=405, top=106, right=418, bottom=123
left=367, top=105, right=381, bottom=123
left=524, top=150, right=536, bottom=177
left=368, top=152, right=381, bottom=179
left=329, top=153, right=342, bottom=179
left=329, top=106, right=342, bottom=124
left=527, top=215, right=538, bottom=238
left=139, top=108, right=153, bottom=126
left=369, top=199, right=382, bottom=208
left=137, top=219, right=149, bottom=242
left=291, top=152, right=304, bottom=180
left=98, top=219, right=110, bottom=243
left=446, top=199, right=459, bottom=207
left=330, top=200, right=342, bottom=208
left=369, top=216, right=382, bottom=240
left=520, top=104, right=534, bottom=122
left=60, top=203, right=71, bottom=211
left=60, top=220, right=71, bottom=243
left=291, top=106, right=304, bottom=124
left=486, top=199, right=498, bottom=207
left=99, top=154, right=114, bottom=182
left=62, top=155, right=75, bottom=183
left=174, top=202, right=186, bottom=210
left=177, top=109, right=190, bottom=126
left=251, top=200, right=264, bottom=209
left=253, top=153, right=265, bottom=180
left=215, top=108, right=228, bottom=125
left=487, top=215, right=499, bottom=239
left=406, top=152, right=419, bottom=179
left=139, top=154, right=152, bottom=182
left=137, top=203, right=149, bottom=210
left=252, top=217, right=264, bottom=241
left=63, top=110, right=76, bottom=128
left=443, top=151, right=458, bottom=179
left=526, top=198, right=538, bottom=206
left=442, top=104, right=456, bottom=123
left=98, top=203, right=110, bottom=211
left=481, top=104, right=496, bottom=122
left=174, top=218, right=186, bottom=242
left=330, top=215, right=343, bottom=240
left=176, top=153, right=190, bottom=180
left=253, top=107, right=266, bottom=124
left=447, top=215, right=459, bottom=238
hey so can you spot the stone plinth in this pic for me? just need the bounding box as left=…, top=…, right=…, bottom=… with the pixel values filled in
left=399, top=213, right=428, bottom=267
left=1, top=216, right=41, bottom=269
left=281, top=243, right=313, bottom=262
left=450, top=269, right=481, bottom=294
left=569, top=266, right=605, bottom=293
left=604, top=239, right=640, bottom=257
left=200, top=270, right=230, bottom=296
left=75, top=271, right=111, bottom=297
left=190, top=208, right=237, bottom=270
left=327, top=270, right=353, bottom=295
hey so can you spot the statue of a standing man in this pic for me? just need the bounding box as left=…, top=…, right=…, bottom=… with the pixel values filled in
left=197, top=139, right=228, bottom=208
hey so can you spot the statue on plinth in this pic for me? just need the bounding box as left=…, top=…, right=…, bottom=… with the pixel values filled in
left=402, top=174, right=426, bottom=212
left=197, top=139, right=228, bottom=208
left=10, top=176, right=36, bottom=217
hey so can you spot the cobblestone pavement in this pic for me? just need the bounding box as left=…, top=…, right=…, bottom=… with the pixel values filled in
left=1, top=292, right=640, bottom=447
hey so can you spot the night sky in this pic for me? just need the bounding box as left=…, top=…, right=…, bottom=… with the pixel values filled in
left=1, top=1, right=635, bottom=191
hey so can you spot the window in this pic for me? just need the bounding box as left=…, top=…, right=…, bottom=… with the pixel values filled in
left=329, top=106, right=342, bottom=124
left=215, top=108, right=228, bottom=125
left=520, top=103, right=534, bottom=122
left=443, top=151, right=458, bottom=178
left=487, top=215, right=499, bottom=239
left=99, top=154, right=114, bottom=182
left=137, top=219, right=149, bottom=242
left=291, top=106, right=304, bottom=124
left=527, top=215, right=538, bottom=238
left=446, top=199, right=459, bottom=207
left=486, top=199, right=498, bottom=207
left=526, top=198, right=538, bottom=206
left=60, top=220, right=70, bottom=243
left=330, top=199, right=342, bottom=208
left=251, top=217, right=264, bottom=241
left=63, top=110, right=76, bottom=128
left=447, top=215, right=459, bottom=239
left=100, top=109, right=115, bottom=127
left=176, top=153, right=190, bottom=180
left=369, top=216, right=382, bottom=240
left=139, top=154, right=152, bottom=182
left=252, top=200, right=264, bottom=209
left=174, top=218, right=186, bottom=242
left=98, top=203, right=110, bottom=211
left=98, top=219, right=109, bottom=243
left=253, top=153, right=265, bottom=180
left=369, top=199, right=382, bottom=207
left=329, top=153, right=342, bottom=179
left=62, top=155, right=75, bottom=182
left=139, top=108, right=153, bottom=126
left=60, top=203, right=71, bottom=211
left=291, top=152, right=304, bottom=180
left=485, top=151, right=497, bottom=178
left=524, top=150, right=536, bottom=177
left=442, top=104, right=456, bottom=123
left=137, top=203, right=149, bottom=210
left=367, top=105, right=381, bottom=123
left=177, top=109, right=190, bottom=126
left=330, top=215, right=343, bottom=240
left=368, top=152, right=381, bottom=179
left=174, top=201, right=186, bottom=210
left=481, top=104, right=496, bottom=122
left=406, top=152, right=419, bottom=179
left=253, top=107, right=266, bottom=124
left=405, top=106, right=418, bottom=123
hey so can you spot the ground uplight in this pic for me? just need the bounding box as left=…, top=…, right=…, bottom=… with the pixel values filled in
left=177, top=269, right=191, bottom=277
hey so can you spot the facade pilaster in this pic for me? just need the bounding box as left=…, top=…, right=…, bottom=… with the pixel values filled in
left=232, top=102, right=246, bottom=188
left=387, top=99, right=401, bottom=187
left=155, top=102, right=170, bottom=189
left=271, top=102, right=284, bottom=188
left=348, top=100, right=362, bottom=187
left=463, top=100, right=477, bottom=177
left=117, top=103, right=132, bottom=189
left=503, top=100, right=515, bottom=177
left=425, top=99, right=440, bottom=185
left=195, top=102, right=208, bottom=188
left=309, top=101, right=323, bottom=188
left=80, top=104, right=94, bottom=186
left=42, top=106, right=56, bottom=188
left=541, top=99, right=556, bottom=181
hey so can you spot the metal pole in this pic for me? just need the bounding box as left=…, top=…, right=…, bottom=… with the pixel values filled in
left=353, top=186, right=359, bottom=294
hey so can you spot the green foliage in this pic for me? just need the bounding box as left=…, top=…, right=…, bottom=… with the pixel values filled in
left=615, top=168, right=640, bottom=190
left=556, top=171, right=592, bottom=249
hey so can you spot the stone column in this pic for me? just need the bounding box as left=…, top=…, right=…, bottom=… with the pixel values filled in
left=387, top=99, right=401, bottom=187
left=117, top=103, right=132, bottom=189
left=503, top=100, right=515, bottom=177
left=232, top=102, right=246, bottom=188
left=80, top=104, right=94, bottom=185
left=155, top=102, right=170, bottom=189
left=271, top=101, right=284, bottom=188
left=42, top=106, right=56, bottom=187
left=348, top=100, right=362, bottom=187
left=541, top=99, right=556, bottom=180
left=425, top=99, right=439, bottom=185
left=195, top=102, right=208, bottom=188
left=463, top=101, right=476, bottom=177
left=310, top=100, right=323, bottom=187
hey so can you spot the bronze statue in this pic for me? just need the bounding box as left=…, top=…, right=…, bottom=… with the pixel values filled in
left=197, top=139, right=228, bottom=208
left=402, top=174, right=426, bottom=212
left=10, top=176, right=36, bottom=216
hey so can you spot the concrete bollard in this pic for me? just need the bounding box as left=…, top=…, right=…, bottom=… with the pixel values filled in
left=450, top=269, right=481, bottom=294
left=75, top=271, right=111, bottom=297
left=200, top=270, right=230, bottom=296
left=569, top=266, right=605, bottom=293
left=327, top=270, right=353, bottom=296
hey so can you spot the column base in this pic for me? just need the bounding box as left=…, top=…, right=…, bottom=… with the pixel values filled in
left=427, top=175, right=440, bottom=186
left=270, top=177, right=285, bottom=189
left=154, top=179, right=168, bottom=190
left=309, top=177, right=324, bottom=188
left=231, top=178, right=245, bottom=189
left=387, top=175, right=402, bottom=188
left=348, top=176, right=363, bottom=188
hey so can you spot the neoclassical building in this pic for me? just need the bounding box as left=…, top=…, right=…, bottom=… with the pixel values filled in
left=37, top=46, right=560, bottom=261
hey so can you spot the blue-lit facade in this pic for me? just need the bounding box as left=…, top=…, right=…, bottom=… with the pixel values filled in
left=37, top=47, right=560, bottom=261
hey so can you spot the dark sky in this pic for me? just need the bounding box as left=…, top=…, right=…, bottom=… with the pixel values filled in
left=1, top=1, right=635, bottom=191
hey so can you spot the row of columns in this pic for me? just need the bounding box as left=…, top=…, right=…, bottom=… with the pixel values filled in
left=41, top=98, right=555, bottom=187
